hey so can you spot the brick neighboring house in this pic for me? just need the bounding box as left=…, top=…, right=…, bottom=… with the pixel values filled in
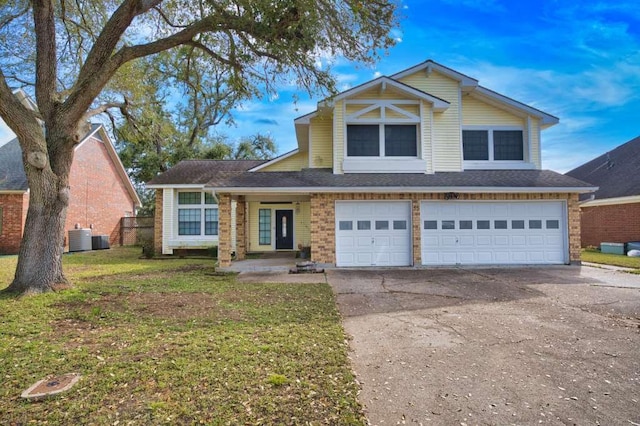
left=565, top=136, right=640, bottom=248
left=148, top=59, right=596, bottom=267
left=0, top=124, right=141, bottom=254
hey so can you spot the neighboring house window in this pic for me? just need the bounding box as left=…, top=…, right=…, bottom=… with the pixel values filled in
left=347, top=124, right=418, bottom=157
left=463, top=129, right=524, bottom=161
left=259, top=209, right=271, bottom=245
left=177, top=191, right=218, bottom=236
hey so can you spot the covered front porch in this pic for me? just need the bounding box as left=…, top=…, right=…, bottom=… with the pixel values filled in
left=217, top=193, right=312, bottom=267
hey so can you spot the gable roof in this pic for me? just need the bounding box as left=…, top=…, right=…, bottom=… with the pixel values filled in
left=0, top=138, right=28, bottom=191
left=0, top=124, right=141, bottom=207
left=393, top=59, right=558, bottom=127
left=325, top=76, right=450, bottom=112
left=146, top=159, right=267, bottom=187
left=565, top=135, right=640, bottom=202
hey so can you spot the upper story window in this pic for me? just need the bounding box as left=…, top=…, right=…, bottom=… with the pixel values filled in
left=177, top=191, right=218, bottom=236
left=463, top=128, right=524, bottom=162
left=347, top=124, right=418, bottom=157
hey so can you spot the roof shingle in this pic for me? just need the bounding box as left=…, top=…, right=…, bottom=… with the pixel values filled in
left=565, top=136, right=640, bottom=200
left=146, top=160, right=267, bottom=185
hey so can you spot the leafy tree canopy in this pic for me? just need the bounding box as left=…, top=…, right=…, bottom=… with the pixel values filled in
left=0, top=0, right=398, bottom=294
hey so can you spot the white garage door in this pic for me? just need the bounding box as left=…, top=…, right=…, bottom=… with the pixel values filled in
left=335, top=201, right=412, bottom=267
left=421, top=201, right=567, bottom=265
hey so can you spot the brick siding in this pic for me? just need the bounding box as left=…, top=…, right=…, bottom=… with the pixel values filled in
left=217, top=193, right=232, bottom=266
left=0, top=192, right=28, bottom=254
left=310, top=192, right=582, bottom=265
left=235, top=197, right=246, bottom=260
left=65, top=136, right=137, bottom=247
left=580, top=202, right=640, bottom=247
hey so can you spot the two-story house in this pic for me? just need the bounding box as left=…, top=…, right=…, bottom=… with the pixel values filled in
left=147, top=60, right=595, bottom=267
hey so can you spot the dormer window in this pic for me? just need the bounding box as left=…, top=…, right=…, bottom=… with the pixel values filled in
left=347, top=124, right=418, bottom=157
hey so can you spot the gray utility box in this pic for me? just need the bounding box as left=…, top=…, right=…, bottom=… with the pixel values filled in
left=68, top=229, right=92, bottom=252
left=92, top=235, right=110, bottom=250
left=600, top=242, right=625, bottom=255
left=627, top=241, right=640, bottom=252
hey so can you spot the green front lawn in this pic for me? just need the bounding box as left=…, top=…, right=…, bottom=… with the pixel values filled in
left=0, top=247, right=364, bottom=425
left=582, top=249, right=640, bottom=272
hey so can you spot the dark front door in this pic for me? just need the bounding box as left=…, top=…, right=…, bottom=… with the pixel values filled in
left=275, top=210, right=294, bottom=250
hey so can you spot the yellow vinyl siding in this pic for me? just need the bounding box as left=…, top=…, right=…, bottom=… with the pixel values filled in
left=421, top=101, right=433, bottom=173
left=334, top=100, right=345, bottom=173
left=310, top=116, right=333, bottom=168
left=462, top=96, right=525, bottom=126
left=400, top=72, right=462, bottom=172
left=247, top=201, right=311, bottom=252
left=351, top=86, right=408, bottom=100
left=259, top=151, right=308, bottom=171
left=529, top=118, right=541, bottom=168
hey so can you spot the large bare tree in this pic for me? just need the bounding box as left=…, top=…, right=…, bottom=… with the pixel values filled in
left=0, top=0, right=398, bottom=294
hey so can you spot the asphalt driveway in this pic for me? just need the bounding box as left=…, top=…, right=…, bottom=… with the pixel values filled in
left=327, top=266, right=640, bottom=425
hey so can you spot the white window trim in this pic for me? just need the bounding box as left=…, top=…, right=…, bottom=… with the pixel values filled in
left=174, top=190, right=219, bottom=239
left=462, top=125, right=534, bottom=170
left=343, top=100, right=426, bottom=172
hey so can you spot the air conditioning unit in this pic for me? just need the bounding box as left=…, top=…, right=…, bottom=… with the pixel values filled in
left=68, top=229, right=92, bottom=252
left=91, top=235, right=110, bottom=250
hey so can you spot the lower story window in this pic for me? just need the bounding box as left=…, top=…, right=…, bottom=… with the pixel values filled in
left=178, top=207, right=219, bottom=236
left=259, top=209, right=271, bottom=245
left=178, top=209, right=201, bottom=235
left=205, top=209, right=219, bottom=235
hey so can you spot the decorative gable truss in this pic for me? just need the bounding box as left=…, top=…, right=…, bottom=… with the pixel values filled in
left=330, top=76, right=449, bottom=174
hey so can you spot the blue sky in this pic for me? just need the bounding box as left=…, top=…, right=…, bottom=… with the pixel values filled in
left=1, top=0, right=638, bottom=173
left=218, top=0, right=640, bottom=173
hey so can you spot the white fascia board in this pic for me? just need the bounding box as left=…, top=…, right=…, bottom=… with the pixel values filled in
left=580, top=195, right=640, bottom=207
left=0, top=190, right=28, bottom=194
left=391, top=60, right=478, bottom=89
left=248, top=149, right=300, bottom=171
left=207, top=186, right=598, bottom=194
left=294, top=111, right=317, bottom=124
left=145, top=184, right=207, bottom=189
left=474, top=87, right=559, bottom=126
left=330, top=77, right=450, bottom=112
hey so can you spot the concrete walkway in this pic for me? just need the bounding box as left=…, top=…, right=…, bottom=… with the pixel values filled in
left=218, top=252, right=327, bottom=284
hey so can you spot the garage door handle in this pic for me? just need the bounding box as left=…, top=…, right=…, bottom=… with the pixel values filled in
left=372, top=238, right=375, bottom=244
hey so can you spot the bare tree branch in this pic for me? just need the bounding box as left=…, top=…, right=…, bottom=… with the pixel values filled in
left=152, top=5, right=188, bottom=29
left=80, top=101, right=128, bottom=122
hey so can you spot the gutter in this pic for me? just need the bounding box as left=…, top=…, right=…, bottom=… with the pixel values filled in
left=203, top=185, right=599, bottom=194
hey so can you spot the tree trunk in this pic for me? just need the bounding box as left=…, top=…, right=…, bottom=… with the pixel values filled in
left=4, top=133, right=74, bottom=295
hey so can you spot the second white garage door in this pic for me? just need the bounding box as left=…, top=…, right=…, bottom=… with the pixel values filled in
left=335, top=201, right=412, bottom=267
left=421, top=201, right=567, bottom=265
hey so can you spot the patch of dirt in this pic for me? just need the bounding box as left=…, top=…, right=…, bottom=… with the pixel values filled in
left=58, top=291, right=245, bottom=322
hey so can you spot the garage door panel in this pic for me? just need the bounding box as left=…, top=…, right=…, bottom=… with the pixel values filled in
left=477, top=252, right=493, bottom=262
left=458, top=252, right=475, bottom=263
left=494, top=236, right=509, bottom=245
left=528, top=235, right=545, bottom=245
left=477, top=236, right=492, bottom=245
left=458, top=236, right=475, bottom=246
left=441, top=236, right=457, bottom=246
left=511, top=235, right=526, bottom=245
left=421, top=201, right=567, bottom=266
left=495, top=251, right=510, bottom=262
